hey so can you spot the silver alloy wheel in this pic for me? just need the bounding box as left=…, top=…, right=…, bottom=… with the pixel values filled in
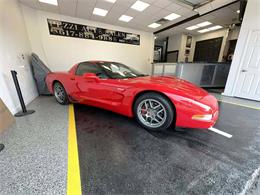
left=137, top=98, right=167, bottom=128
left=54, top=83, right=65, bottom=103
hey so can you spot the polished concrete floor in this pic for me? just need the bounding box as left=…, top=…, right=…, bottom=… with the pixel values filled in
left=0, top=97, right=68, bottom=195
left=75, top=101, right=260, bottom=195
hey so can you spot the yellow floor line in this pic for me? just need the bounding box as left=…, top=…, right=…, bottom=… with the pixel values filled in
left=218, top=99, right=260, bottom=110
left=67, top=104, right=82, bottom=195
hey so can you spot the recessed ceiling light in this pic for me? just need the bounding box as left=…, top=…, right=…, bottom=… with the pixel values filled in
left=236, top=10, right=240, bottom=14
left=148, top=23, right=161, bottom=28
left=105, top=0, right=117, bottom=3
left=93, top=8, right=108, bottom=17
left=131, top=0, right=150, bottom=12
left=119, top=15, right=133, bottom=22
left=164, top=13, right=181, bottom=21
left=208, top=25, right=223, bottom=31
left=198, top=29, right=210, bottom=33
left=38, top=0, right=58, bottom=6
left=186, top=25, right=199, bottom=30
left=197, top=21, right=212, bottom=27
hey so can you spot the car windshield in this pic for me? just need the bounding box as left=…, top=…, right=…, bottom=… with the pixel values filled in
left=98, top=62, right=147, bottom=79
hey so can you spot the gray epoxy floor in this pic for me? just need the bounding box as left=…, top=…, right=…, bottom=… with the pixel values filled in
left=1, top=94, right=260, bottom=195
left=75, top=101, right=260, bottom=195
left=250, top=180, right=260, bottom=195
left=0, top=96, right=68, bottom=195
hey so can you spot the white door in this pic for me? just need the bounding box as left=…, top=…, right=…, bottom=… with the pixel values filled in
left=234, top=30, right=260, bottom=101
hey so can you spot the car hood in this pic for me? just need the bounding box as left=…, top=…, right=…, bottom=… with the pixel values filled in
left=125, top=76, right=208, bottom=100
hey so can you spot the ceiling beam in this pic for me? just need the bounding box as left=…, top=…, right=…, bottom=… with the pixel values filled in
left=154, top=0, right=239, bottom=35
left=175, top=0, right=215, bottom=9
left=174, top=0, right=194, bottom=7
left=193, top=0, right=214, bottom=9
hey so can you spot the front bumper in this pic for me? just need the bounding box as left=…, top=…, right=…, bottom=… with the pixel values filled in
left=170, top=94, right=219, bottom=129
left=190, top=110, right=218, bottom=129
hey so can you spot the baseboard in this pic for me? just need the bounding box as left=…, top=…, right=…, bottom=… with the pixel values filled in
left=221, top=92, right=233, bottom=97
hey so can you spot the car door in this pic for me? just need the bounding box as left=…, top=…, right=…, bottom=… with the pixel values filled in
left=73, top=62, right=106, bottom=103
left=73, top=62, right=125, bottom=109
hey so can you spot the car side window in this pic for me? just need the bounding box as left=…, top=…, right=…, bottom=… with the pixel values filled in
left=76, top=62, right=108, bottom=79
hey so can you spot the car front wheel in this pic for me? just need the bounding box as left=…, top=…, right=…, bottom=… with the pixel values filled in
left=134, top=92, right=174, bottom=131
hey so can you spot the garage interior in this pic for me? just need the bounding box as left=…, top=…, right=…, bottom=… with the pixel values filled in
left=1, top=0, right=260, bottom=194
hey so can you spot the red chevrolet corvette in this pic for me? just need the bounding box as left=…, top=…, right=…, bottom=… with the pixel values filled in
left=46, top=61, right=218, bottom=131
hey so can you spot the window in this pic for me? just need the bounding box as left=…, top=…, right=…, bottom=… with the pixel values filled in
left=76, top=62, right=108, bottom=79
left=98, top=62, right=147, bottom=79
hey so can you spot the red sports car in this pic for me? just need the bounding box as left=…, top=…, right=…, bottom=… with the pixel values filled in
left=46, top=61, right=218, bottom=131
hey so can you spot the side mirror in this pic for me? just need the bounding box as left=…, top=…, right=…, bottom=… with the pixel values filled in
left=83, top=73, right=99, bottom=82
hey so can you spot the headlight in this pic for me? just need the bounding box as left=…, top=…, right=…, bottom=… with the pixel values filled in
left=192, top=114, right=212, bottom=121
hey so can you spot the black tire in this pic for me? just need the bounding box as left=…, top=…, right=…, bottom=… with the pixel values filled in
left=53, top=82, right=69, bottom=105
left=134, top=92, right=175, bottom=131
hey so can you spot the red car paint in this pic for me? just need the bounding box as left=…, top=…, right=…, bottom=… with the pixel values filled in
left=46, top=62, right=219, bottom=129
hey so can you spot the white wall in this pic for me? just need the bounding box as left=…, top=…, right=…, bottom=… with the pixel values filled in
left=224, top=0, right=260, bottom=97
left=0, top=0, right=38, bottom=114
left=167, top=34, right=182, bottom=52
left=167, top=33, right=188, bottom=62
left=21, top=5, right=154, bottom=74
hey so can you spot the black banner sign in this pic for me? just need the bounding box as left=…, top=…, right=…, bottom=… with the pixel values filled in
left=47, top=19, right=140, bottom=45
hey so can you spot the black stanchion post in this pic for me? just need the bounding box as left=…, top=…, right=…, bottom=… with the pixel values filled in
left=0, top=144, right=4, bottom=152
left=11, top=70, right=35, bottom=117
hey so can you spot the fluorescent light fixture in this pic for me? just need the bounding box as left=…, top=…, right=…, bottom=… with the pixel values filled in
left=38, top=0, right=58, bottom=6
left=186, top=21, right=212, bottom=31
left=105, top=0, right=117, bottom=3
left=236, top=10, right=240, bottom=14
left=148, top=23, right=161, bottom=28
left=119, top=15, right=133, bottom=22
left=186, top=25, right=199, bottom=30
left=131, top=0, right=150, bottom=12
left=198, top=29, right=210, bottom=33
left=208, top=25, right=223, bottom=31
left=197, top=21, right=212, bottom=27
left=93, top=8, right=108, bottom=17
left=164, top=13, right=181, bottom=21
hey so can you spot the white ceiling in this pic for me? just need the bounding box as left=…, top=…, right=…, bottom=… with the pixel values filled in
left=156, top=1, right=240, bottom=39
left=19, top=0, right=240, bottom=35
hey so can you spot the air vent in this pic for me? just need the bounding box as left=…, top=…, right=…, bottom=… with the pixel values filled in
left=156, top=18, right=169, bottom=25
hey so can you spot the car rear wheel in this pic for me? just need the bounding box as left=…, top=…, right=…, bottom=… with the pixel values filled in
left=53, top=82, right=69, bottom=105
left=134, top=92, right=174, bottom=131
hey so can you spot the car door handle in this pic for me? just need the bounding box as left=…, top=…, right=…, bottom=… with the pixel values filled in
left=70, top=77, right=75, bottom=80
left=241, top=69, right=248, bottom=72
